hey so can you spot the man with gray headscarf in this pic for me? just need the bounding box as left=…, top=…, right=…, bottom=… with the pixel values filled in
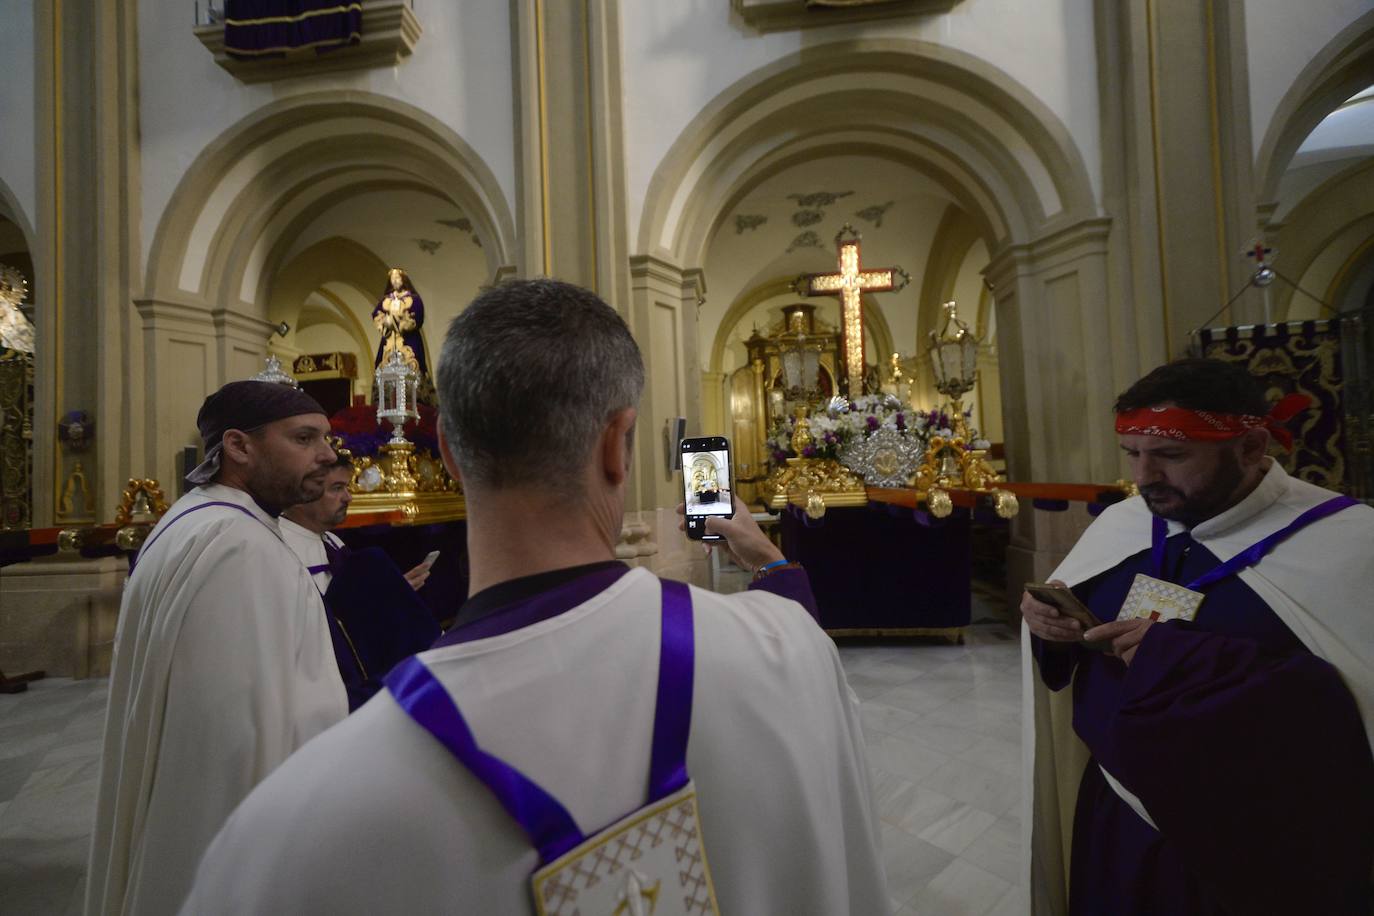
left=87, top=381, right=348, bottom=916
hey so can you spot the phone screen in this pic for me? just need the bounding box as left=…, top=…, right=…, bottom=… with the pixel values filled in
left=681, top=436, right=733, bottom=540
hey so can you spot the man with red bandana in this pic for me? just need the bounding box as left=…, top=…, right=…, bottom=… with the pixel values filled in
left=1020, top=358, right=1374, bottom=915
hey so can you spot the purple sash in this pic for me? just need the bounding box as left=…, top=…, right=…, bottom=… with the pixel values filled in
left=1150, top=494, right=1357, bottom=590
left=384, top=578, right=695, bottom=864
left=132, top=500, right=265, bottom=571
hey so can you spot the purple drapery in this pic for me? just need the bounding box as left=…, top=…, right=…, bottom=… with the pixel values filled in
left=223, top=1, right=362, bottom=59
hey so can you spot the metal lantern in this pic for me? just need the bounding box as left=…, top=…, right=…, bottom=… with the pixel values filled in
left=779, top=312, right=821, bottom=403
left=927, top=300, right=980, bottom=401
left=375, top=348, right=419, bottom=445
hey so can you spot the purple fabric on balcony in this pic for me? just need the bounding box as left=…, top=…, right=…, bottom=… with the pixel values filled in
left=223, top=1, right=362, bottom=59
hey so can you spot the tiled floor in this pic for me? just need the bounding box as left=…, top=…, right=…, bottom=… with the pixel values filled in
left=0, top=620, right=1025, bottom=916
left=0, top=675, right=107, bottom=915
left=841, top=622, right=1026, bottom=916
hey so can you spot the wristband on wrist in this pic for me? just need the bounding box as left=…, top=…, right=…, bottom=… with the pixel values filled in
left=753, top=558, right=791, bottom=578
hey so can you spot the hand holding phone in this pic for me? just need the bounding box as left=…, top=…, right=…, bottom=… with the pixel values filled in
left=1022, top=582, right=1107, bottom=649
left=422, top=549, right=440, bottom=568
left=681, top=436, right=734, bottom=541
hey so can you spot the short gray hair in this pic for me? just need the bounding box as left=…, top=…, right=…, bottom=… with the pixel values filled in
left=436, top=279, right=645, bottom=493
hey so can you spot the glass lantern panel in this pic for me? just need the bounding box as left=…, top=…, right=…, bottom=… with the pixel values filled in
left=960, top=335, right=979, bottom=381
left=781, top=349, right=802, bottom=391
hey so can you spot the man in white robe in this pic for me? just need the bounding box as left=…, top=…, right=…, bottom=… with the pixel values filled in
left=182, top=278, right=888, bottom=915
left=86, top=381, right=349, bottom=916
left=1019, top=359, right=1374, bottom=915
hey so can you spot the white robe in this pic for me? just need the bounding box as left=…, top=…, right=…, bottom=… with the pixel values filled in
left=1021, top=459, right=1374, bottom=914
left=86, top=483, right=348, bottom=916
left=181, top=566, right=890, bottom=915
left=278, top=515, right=344, bottom=593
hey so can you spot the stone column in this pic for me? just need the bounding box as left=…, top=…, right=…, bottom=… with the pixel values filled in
left=1095, top=0, right=1261, bottom=360
left=510, top=0, right=631, bottom=311
left=626, top=256, right=706, bottom=511
left=986, top=218, right=1116, bottom=588
left=33, top=0, right=143, bottom=525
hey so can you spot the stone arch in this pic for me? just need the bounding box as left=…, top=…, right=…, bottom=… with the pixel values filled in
left=1271, top=159, right=1374, bottom=319
left=144, top=91, right=515, bottom=313
left=1255, top=10, right=1374, bottom=205
left=269, top=236, right=388, bottom=358
left=638, top=37, right=1099, bottom=268
left=915, top=204, right=985, bottom=347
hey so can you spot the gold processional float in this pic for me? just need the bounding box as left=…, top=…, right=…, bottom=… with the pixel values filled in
left=252, top=349, right=464, bottom=525
left=757, top=226, right=1020, bottom=522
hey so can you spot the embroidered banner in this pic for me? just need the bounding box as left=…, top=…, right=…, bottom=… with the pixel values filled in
left=223, top=1, right=362, bottom=59
left=1197, top=319, right=1353, bottom=494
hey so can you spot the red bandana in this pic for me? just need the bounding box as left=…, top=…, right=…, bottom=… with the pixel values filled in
left=1114, top=393, right=1311, bottom=451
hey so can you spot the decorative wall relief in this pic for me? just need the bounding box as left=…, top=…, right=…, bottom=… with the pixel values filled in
left=411, top=238, right=441, bottom=255
left=786, top=190, right=853, bottom=208
left=786, top=231, right=824, bottom=254
left=855, top=201, right=895, bottom=227
left=436, top=217, right=473, bottom=232
left=735, top=214, right=768, bottom=234
left=791, top=210, right=824, bottom=227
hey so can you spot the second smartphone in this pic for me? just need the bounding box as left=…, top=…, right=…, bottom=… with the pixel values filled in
left=681, top=436, right=734, bottom=541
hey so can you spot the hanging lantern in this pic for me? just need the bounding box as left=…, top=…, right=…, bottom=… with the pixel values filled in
left=779, top=315, right=821, bottom=403
left=375, top=348, right=419, bottom=446
left=927, top=301, right=980, bottom=401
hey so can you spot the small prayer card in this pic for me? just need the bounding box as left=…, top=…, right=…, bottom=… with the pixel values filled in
left=1117, top=573, right=1204, bottom=624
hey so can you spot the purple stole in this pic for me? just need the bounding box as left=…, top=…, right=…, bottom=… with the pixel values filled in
left=1148, top=493, right=1357, bottom=588
left=385, top=578, right=694, bottom=864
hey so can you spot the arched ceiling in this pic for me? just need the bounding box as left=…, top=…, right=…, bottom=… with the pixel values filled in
left=701, top=153, right=991, bottom=378
left=1273, top=85, right=1374, bottom=222
left=281, top=187, right=489, bottom=344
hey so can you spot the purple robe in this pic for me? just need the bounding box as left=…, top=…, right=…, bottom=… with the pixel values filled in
left=1033, top=532, right=1374, bottom=915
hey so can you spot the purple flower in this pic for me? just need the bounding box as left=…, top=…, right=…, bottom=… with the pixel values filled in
left=895, top=412, right=906, bottom=431
left=866, top=415, right=879, bottom=431
left=772, top=449, right=789, bottom=463
left=802, top=445, right=817, bottom=458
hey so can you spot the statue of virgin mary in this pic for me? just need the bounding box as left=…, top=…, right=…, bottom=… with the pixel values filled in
left=372, top=267, right=436, bottom=405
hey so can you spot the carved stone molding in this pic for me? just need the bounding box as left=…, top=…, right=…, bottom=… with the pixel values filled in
left=194, top=1, right=421, bottom=84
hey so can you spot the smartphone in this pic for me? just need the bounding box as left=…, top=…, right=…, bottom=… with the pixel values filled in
left=423, top=549, right=440, bottom=568
left=681, top=436, right=734, bottom=541
left=1024, top=582, right=1103, bottom=630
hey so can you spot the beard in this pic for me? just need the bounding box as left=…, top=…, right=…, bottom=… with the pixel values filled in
left=251, top=466, right=328, bottom=515
left=1140, top=449, right=1246, bottom=526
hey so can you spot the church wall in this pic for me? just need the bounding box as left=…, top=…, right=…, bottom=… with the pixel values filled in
left=1244, top=0, right=1373, bottom=158
left=135, top=1, right=517, bottom=271
left=0, top=0, right=37, bottom=229
left=619, top=0, right=1105, bottom=245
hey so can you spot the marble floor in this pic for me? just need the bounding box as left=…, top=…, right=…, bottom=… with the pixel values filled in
left=0, top=616, right=1025, bottom=916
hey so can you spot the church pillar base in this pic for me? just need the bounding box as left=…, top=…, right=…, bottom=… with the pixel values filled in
left=0, top=556, right=125, bottom=679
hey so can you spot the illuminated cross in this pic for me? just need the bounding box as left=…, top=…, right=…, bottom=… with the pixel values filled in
left=795, top=224, right=909, bottom=399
